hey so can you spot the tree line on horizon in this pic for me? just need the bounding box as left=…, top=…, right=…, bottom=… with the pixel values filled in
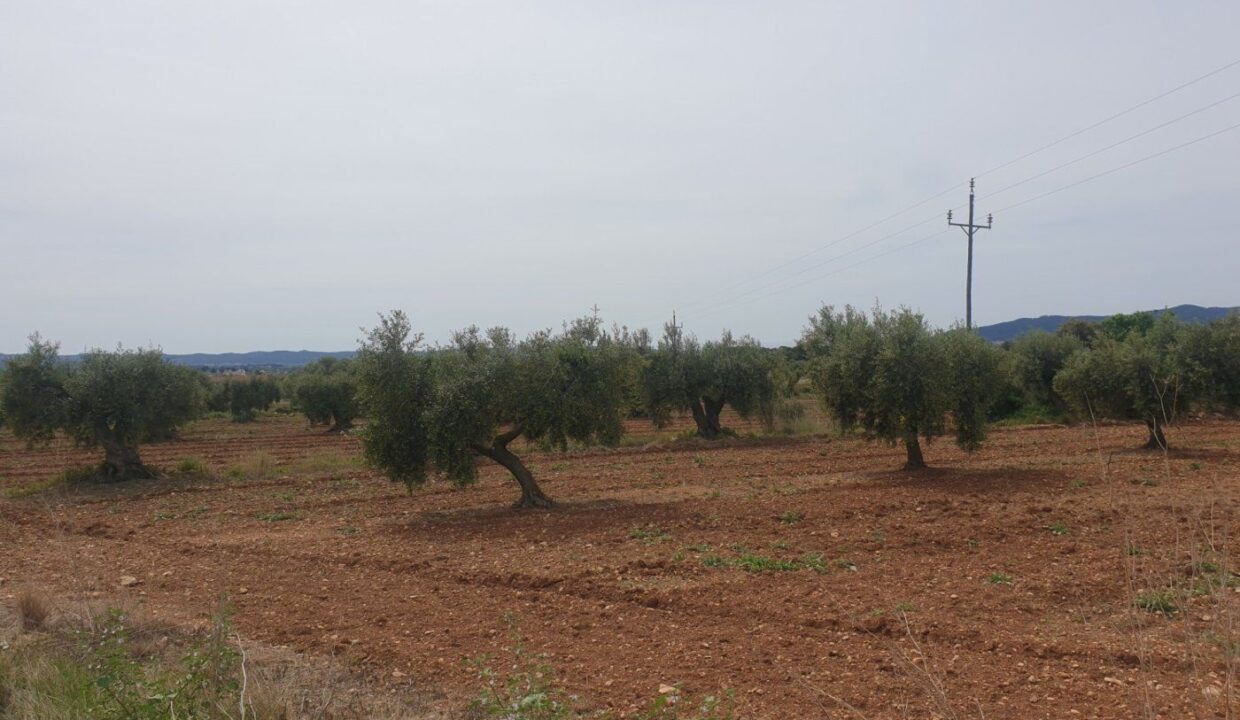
left=0, top=306, right=1237, bottom=506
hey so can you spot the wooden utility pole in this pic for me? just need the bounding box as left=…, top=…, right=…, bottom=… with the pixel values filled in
left=948, top=178, right=993, bottom=329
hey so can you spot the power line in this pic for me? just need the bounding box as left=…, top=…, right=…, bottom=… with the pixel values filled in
left=656, top=57, right=1240, bottom=323
left=981, top=89, right=1240, bottom=201
left=692, top=118, right=1240, bottom=322
left=696, top=229, right=954, bottom=320
left=992, top=119, right=1240, bottom=214
left=974, top=57, right=1240, bottom=180
left=688, top=83, right=1240, bottom=315
left=660, top=182, right=964, bottom=319
left=678, top=210, right=946, bottom=314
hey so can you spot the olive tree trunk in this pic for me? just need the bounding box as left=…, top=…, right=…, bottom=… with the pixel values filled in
left=471, top=426, right=554, bottom=509
left=326, top=414, right=353, bottom=434
left=1143, top=418, right=1168, bottom=450
left=903, top=433, right=926, bottom=471
left=101, top=439, right=154, bottom=481
left=690, top=398, right=725, bottom=439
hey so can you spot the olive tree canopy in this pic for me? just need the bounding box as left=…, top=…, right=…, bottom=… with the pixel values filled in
left=1052, top=313, right=1186, bottom=449
left=1005, top=331, right=1084, bottom=417
left=0, top=336, right=205, bottom=480
left=642, top=323, right=778, bottom=439
left=290, top=357, right=359, bottom=433
left=1181, top=313, right=1240, bottom=414
left=803, top=306, right=1004, bottom=469
left=357, top=311, right=631, bottom=508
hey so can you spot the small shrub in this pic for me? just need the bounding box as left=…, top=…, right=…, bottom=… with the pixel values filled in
left=798, top=552, right=827, bottom=573
left=468, top=618, right=573, bottom=720
left=629, top=525, right=671, bottom=544
left=2, top=475, right=67, bottom=499
left=733, top=554, right=800, bottom=573
left=1134, top=589, right=1179, bottom=616
left=16, top=587, right=50, bottom=630
left=60, top=464, right=102, bottom=484
left=1046, top=521, right=1068, bottom=536
left=255, top=511, right=299, bottom=522
left=777, top=511, right=803, bottom=525
left=174, top=457, right=211, bottom=475
left=987, top=572, right=1013, bottom=585
left=226, top=451, right=280, bottom=481
left=637, top=686, right=737, bottom=719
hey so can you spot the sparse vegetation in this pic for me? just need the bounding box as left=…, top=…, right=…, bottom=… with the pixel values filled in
left=174, top=457, right=211, bottom=475
left=628, top=525, right=671, bottom=544
left=255, top=511, right=299, bottom=522
left=1134, top=589, right=1179, bottom=616
left=776, top=511, right=803, bottom=524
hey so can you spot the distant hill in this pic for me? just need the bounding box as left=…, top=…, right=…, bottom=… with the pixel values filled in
left=3, top=305, right=1236, bottom=367
left=977, top=304, right=1238, bottom=343
left=161, top=350, right=355, bottom=369
left=0, top=349, right=355, bottom=370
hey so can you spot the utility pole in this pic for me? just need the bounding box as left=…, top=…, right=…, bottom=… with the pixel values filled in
left=947, top=178, right=993, bottom=329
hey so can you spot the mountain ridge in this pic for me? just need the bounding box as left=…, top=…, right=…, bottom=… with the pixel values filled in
left=975, top=304, right=1237, bottom=342
left=2, top=305, right=1235, bottom=367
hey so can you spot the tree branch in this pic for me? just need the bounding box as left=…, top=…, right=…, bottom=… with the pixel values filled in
left=493, top=424, right=524, bottom=448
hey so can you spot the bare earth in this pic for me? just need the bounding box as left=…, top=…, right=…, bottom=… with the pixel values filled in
left=1, top=415, right=1237, bottom=719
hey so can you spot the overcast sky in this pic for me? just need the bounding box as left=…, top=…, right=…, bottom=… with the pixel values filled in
left=2, top=1, right=1238, bottom=353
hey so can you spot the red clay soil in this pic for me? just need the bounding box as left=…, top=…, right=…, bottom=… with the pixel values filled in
left=1, top=416, right=1237, bottom=719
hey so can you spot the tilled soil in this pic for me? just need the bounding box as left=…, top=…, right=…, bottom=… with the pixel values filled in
left=1, top=416, right=1237, bottom=719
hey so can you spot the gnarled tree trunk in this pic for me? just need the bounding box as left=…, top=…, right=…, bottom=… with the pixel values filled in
left=471, top=426, right=555, bottom=509
left=703, top=396, right=725, bottom=438
left=689, top=400, right=714, bottom=439
left=903, top=434, right=926, bottom=471
left=326, top=414, right=353, bottom=434
left=1143, top=418, right=1168, bottom=450
left=690, top=397, right=725, bottom=439
left=100, top=439, right=154, bottom=481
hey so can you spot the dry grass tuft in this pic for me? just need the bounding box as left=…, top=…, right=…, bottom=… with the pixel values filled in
left=15, top=587, right=50, bottom=631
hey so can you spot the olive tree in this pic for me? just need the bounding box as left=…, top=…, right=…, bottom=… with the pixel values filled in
left=940, top=327, right=1007, bottom=452
left=290, top=357, right=359, bottom=432
left=0, top=337, right=205, bottom=480
left=357, top=311, right=630, bottom=508
left=1005, top=331, right=1084, bottom=418
left=803, top=306, right=1003, bottom=469
left=1181, top=314, right=1240, bottom=414
left=223, top=377, right=281, bottom=423
left=1052, top=313, right=1185, bottom=449
left=642, top=323, right=778, bottom=439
